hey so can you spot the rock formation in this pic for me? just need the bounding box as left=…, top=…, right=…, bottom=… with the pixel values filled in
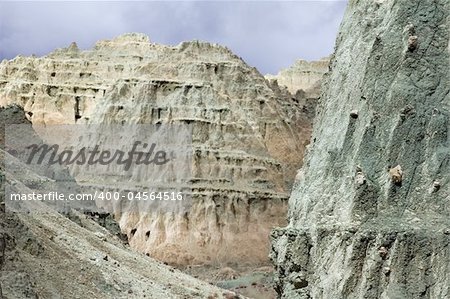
left=265, top=58, right=329, bottom=121
left=265, top=58, right=329, bottom=98
left=0, top=154, right=242, bottom=299
left=0, top=105, right=243, bottom=298
left=271, top=0, right=449, bottom=298
left=0, top=33, right=315, bottom=267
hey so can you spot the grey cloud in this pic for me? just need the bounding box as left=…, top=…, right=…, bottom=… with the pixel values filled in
left=0, top=1, right=347, bottom=74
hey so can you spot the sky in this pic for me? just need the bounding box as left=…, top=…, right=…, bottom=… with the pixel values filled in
left=0, top=1, right=348, bottom=74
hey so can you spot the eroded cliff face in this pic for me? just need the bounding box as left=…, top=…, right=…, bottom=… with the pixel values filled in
left=0, top=34, right=315, bottom=267
left=0, top=106, right=243, bottom=299
left=265, top=59, right=329, bottom=99
left=271, top=0, right=449, bottom=298
left=266, top=58, right=329, bottom=121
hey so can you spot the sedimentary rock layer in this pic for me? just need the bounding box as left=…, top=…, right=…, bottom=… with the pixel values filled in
left=0, top=105, right=242, bottom=298
left=271, top=0, right=449, bottom=298
left=265, top=58, right=329, bottom=98
left=0, top=33, right=314, bottom=266
left=266, top=58, right=329, bottom=121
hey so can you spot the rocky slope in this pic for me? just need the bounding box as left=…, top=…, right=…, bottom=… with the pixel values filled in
left=0, top=160, right=243, bottom=299
left=271, top=0, right=449, bottom=298
left=0, top=105, right=243, bottom=299
left=0, top=34, right=315, bottom=268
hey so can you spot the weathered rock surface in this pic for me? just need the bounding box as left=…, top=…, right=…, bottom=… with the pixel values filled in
left=271, top=0, right=449, bottom=298
left=0, top=33, right=313, bottom=267
left=0, top=105, right=243, bottom=299
left=265, top=58, right=329, bottom=99
left=265, top=58, right=329, bottom=121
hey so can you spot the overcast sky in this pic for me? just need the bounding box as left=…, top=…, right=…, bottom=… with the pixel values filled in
left=0, top=1, right=347, bottom=74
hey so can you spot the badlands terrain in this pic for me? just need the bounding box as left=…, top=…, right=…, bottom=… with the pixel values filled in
left=0, top=32, right=324, bottom=299
left=1, top=0, right=449, bottom=298
left=0, top=32, right=321, bottom=269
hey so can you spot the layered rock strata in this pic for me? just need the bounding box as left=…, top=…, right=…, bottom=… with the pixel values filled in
left=0, top=34, right=314, bottom=267
left=266, top=58, right=329, bottom=121
left=271, top=0, right=450, bottom=298
left=265, top=58, right=329, bottom=98
left=0, top=105, right=242, bottom=298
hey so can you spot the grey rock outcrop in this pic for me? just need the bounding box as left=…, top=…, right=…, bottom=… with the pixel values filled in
left=0, top=34, right=314, bottom=267
left=271, top=0, right=449, bottom=298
